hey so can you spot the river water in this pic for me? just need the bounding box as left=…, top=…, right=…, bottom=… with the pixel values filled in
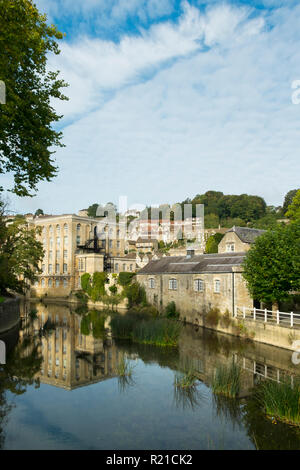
left=0, top=301, right=300, bottom=450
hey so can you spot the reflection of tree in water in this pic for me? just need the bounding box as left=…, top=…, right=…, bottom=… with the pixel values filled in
left=0, top=326, right=43, bottom=449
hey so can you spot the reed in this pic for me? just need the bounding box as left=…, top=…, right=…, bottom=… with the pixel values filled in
left=212, top=361, right=241, bottom=398
left=255, top=379, right=300, bottom=426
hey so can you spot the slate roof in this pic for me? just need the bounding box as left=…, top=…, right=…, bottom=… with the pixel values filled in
left=137, top=252, right=246, bottom=274
left=227, top=226, right=266, bottom=244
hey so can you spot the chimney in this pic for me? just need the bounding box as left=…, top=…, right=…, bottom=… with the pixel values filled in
left=186, top=248, right=195, bottom=259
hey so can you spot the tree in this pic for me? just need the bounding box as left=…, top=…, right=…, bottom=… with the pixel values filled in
left=283, top=189, right=300, bottom=214
left=34, top=209, right=44, bottom=217
left=243, top=222, right=300, bottom=306
left=0, top=206, right=44, bottom=294
left=0, top=0, right=68, bottom=196
left=205, top=233, right=224, bottom=253
left=285, top=190, right=300, bottom=221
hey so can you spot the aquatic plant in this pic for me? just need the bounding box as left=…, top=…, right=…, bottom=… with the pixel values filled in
left=255, top=378, right=300, bottom=426
left=212, top=361, right=241, bottom=398
left=116, top=355, right=136, bottom=393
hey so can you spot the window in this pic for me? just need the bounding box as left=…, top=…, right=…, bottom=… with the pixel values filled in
left=42, top=264, right=45, bottom=273
left=55, top=279, right=60, bottom=287
left=63, top=250, right=67, bottom=259
left=64, top=236, right=68, bottom=246
left=169, top=278, right=177, bottom=290
left=34, top=280, right=39, bottom=287
left=48, top=278, right=53, bottom=287
left=48, top=264, right=52, bottom=274
left=214, top=279, right=221, bottom=293
left=76, top=235, right=81, bottom=245
left=78, top=277, right=81, bottom=287
left=123, top=263, right=126, bottom=271
left=130, top=264, right=133, bottom=272
left=55, top=263, right=59, bottom=274
left=49, top=250, right=53, bottom=261
left=149, top=278, right=155, bottom=289
left=78, top=259, right=85, bottom=271
left=117, top=240, right=120, bottom=248
left=49, top=238, right=53, bottom=249
left=63, top=278, right=68, bottom=288
left=56, top=224, right=60, bottom=234
left=194, top=279, right=204, bottom=292
left=226, top=243, right=235, bottom=252
left=63, top=263, right=67, bottom=273
left=64, top=223, right=68, bottom=234
left=56, top=250, right=60, bottom=259
left=109, top=240, right=113, bottom=248
left=56, top=237, right=60, bottom=246
left=115, top=263, right=119, bottom=272
left=49, top=225, right=53, bottom=234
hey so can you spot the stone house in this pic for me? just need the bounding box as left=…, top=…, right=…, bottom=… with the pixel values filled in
left=136, top=251, right=253, bottom=324
left=218, top=226, right=266, bottom=253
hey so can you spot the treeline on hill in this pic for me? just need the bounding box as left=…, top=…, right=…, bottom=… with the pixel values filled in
left=86, top=189, right=299, bottom=231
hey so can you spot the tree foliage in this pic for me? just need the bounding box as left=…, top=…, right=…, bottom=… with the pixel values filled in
left=205, top=233, right=224, bottom=253
left=0, top=0, right=68, bottom=196
left=285, top=190, right=300, bottom=222
left=243, top=222, right=300, bottom=304
left=0, top=204, right=44, bottom=294
left=283, top=189, right=300, bottom=214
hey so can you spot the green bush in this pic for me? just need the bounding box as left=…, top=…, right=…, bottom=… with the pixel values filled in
left=124, top=282, right=147, bottom=308
left=109, top=285, right=117, bottom=295
left=118, top=272, right=136, bottom=286
left=81, top=273, right=91, bottom=293
left=165, top=301, right=179, bottom=319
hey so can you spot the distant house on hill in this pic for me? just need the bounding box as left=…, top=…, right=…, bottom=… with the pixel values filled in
left=218, top=226, right=266, bottom=253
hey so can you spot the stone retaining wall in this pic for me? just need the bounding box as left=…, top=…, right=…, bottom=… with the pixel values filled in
left=0, top=297, right=20, bottom=333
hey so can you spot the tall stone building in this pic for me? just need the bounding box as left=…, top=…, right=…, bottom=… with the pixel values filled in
left=28, top=213, right=126, bottom=297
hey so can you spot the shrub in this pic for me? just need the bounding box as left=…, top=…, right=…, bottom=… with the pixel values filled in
left=220, top=309, right=232, bottom=328
left=165, top=301, right=179, bottom=319
left=118, top=272, right=136, bottom=287
left=109, top=285, right=117, bottom=295
left=124, top=282, right=147, bottom=308
left=206, top=307, right=221, bottom=327
left=81, top=273, right=91, bottom=293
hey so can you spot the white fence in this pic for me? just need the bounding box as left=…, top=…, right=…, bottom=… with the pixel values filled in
left=234, top=306, right=300, bottom=328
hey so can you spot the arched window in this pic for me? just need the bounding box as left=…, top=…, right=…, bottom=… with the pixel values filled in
left=56, top=224, right=60, bottom=234
left=55, top=279, right=60, bottom=287
left=49, top=225, right=53, bottom=234
left=41, top=278, right=45, bottom=287
left=63, top=223, right=68, bottom=233
left=63, top=278, right=68, bottom=288
left=48, top=278, right=53, bottom=287
left=194, top=279, right=204, bottom=292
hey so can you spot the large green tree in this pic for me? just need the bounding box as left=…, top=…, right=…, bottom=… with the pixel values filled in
left=283, top=189, right=300, bottom=214
left=0, top=204, right=44, bottom=294
left=0, top=0, right=68, bottom=196
left=243, top=222, right=300, bottom=306
left=285, top=190, right=300, bottom=221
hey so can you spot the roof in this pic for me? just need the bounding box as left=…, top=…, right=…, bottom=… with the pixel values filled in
left=227, top=226, right=266, bottom=244
left=137, top=252, right=246, bottom=275
left=136, top=237, right=157, bottom=244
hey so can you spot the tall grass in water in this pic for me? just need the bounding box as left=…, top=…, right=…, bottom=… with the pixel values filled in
left=116, top=355, right=135, bottom=393
left=110, top=313, right=181, bottom=347
left=256, top=379, right=300, bottom=426
left=212, top=361, right=241, bottom=398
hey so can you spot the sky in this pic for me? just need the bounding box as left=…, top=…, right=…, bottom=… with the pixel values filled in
left=5, top=0, right=300, bottom=214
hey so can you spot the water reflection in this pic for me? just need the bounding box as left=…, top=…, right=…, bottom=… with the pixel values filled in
left=0, top=301, right=300, bottom=449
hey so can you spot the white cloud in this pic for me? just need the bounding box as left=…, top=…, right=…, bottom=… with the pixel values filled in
left=49, top=3, right=263, bottom=121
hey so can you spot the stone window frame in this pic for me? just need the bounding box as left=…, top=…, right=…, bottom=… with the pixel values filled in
left=226, top=243, right=235, bottom=252
left=169, top=278, right=177, bottom=290
left=194, top=278, right=204, bottom=292
left=214, top=279, right=221, bottom=293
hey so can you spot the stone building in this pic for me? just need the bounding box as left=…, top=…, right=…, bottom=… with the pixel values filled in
left=28, top=213, right=126, bottom=298
left=136, top=251, right=253, bottom=323
left=218, top=226, right=266, bottom=253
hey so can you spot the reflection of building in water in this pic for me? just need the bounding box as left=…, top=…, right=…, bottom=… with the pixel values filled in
left=22, top=303, right=119, bottom=390
left=178, top=325, right=300, bottom=397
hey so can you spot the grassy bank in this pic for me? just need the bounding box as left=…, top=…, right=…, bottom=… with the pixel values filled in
left=110, top=313, right=181, bottom=347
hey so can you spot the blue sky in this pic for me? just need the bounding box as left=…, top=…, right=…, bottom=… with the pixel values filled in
left=6, top=0, right=300, bottom=214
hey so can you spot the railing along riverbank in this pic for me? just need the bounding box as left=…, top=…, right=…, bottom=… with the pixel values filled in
left=234, top=306, right=300, bottom=328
